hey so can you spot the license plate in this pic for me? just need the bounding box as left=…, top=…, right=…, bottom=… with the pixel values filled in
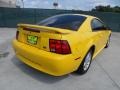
left=27, top=35, right=38, bottom=45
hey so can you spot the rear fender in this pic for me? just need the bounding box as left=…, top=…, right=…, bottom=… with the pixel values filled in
left=74, top=39, right=94, bottom=70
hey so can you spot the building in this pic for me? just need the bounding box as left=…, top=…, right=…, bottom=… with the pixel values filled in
left=0, top=0, right=16, bottom=8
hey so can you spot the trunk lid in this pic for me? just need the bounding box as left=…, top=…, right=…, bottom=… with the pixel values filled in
left=17, top=24, right=73, bottom=52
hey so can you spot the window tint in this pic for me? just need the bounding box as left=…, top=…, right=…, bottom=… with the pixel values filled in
left=91, top=19, right=106, bottom=31
left=37, top=14, right=86, bottom=31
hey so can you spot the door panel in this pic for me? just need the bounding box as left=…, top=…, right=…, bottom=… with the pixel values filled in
left=91, top=18, right=109, bottom=51
left=92, top=32, right=103, bottom=53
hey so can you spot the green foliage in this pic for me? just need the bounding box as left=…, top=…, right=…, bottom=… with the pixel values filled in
left=92, top=5, right=120, bottom=13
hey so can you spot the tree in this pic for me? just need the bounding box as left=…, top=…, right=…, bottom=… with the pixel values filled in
left=91, top=5, right=120, bottom=13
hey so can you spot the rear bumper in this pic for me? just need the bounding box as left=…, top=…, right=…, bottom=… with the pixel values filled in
left=12, top=39, right=77, bottom=76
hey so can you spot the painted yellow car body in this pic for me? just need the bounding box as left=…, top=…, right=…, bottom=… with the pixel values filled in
left=13, top=14, right=111, bottom=76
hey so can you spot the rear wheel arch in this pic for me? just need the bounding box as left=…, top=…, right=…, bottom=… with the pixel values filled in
left=82, top=40, right=96, bottom=59
left=89, top=45, right=95, bottom=56
left=83, top=45, right=95, bottom=60
left=75, top=45, right=95, bottom=74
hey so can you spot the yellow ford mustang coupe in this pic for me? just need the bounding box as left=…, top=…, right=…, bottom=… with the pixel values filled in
left=13, top=14, right=111, bottom=76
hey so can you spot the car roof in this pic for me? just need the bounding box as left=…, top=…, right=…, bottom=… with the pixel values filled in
left=55, top=14, right=96, bottom=19
left=74, top=14, right=96, bottom=18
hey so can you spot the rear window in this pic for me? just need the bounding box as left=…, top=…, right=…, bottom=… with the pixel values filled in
left=37, top=14, right=86, bottom=31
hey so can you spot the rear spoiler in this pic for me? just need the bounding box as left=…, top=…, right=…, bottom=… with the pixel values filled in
left=18, top=24, right=74, bottom=34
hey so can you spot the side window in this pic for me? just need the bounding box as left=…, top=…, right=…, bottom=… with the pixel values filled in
left=91, top=19, right=107, bottom=31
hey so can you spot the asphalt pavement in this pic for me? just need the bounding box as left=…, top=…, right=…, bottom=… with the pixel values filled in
left=0, top=28, right=120, bottom=90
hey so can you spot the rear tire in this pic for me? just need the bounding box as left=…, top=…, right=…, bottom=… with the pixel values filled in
left=75, top=49, right=93, bottom=75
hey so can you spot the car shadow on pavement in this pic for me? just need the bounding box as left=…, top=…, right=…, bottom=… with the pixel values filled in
left=11, top=56, right=69, bottom=84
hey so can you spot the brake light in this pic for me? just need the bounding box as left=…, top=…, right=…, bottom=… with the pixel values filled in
left=16, top=31, right=19, bottom=40
left=49, top=39, right=71, bottom=54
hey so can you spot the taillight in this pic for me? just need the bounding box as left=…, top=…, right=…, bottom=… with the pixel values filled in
left=49, top=39, right=71, bottom=54
left=16, top=31, right=19, bottom=40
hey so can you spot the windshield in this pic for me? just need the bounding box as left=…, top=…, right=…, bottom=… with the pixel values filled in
left=38, top=14, right=86, bottom=31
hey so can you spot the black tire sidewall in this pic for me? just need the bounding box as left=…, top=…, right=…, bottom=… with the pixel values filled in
left=76, top=49, right=93, bottom=74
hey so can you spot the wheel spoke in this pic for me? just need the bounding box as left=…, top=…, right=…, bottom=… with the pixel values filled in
left=83, top=52, right=91, bottom=71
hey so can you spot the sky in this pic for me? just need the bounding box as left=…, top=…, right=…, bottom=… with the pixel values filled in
left=17, top=0, right=120, bottom=11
